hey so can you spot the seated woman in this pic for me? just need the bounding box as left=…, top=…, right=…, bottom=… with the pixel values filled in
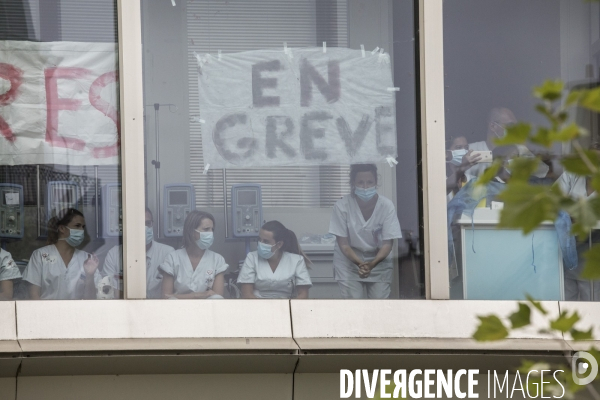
left=160, top=210, right=227, bottom=299
left=22, top=208, right=100, bottom=300
left=0, top=248, right=21, bottom=300
left=238, top=221, right=312, bottom=299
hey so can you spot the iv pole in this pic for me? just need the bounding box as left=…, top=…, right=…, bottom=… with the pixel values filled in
left=144, top=103, right=177, bottom=238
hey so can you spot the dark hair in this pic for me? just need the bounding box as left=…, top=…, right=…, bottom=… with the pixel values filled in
left=349, top=164, right=378, bottom=192
left=47, top=208, right=84, bottom=245
left=261, top=220, right=311, bottom=265
left=183, top=210, right=216, bottom=249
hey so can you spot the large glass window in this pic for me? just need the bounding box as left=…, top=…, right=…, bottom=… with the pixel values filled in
left=0, top=0, right=122, bottom=300
left=140, top=0, right=422, bottom=300
left=444, top=0, right=599, bottom=301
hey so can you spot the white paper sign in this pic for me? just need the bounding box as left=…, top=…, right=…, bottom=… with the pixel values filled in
left=0, top=40, right=120, bottom=166
left=5, top=193, right=19, bottom=205
left=197, top=47, right=397, bottom=168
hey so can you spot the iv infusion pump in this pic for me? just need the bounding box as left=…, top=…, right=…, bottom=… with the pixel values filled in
left=0, top=184, right=24, bottom=239
left=163, top=184, right=195, bottom=237
left=103, top=183, right=122, bottom=237
left=46, top=181, right=80, bottom=220
left=231, top=184, right=262, bottom=238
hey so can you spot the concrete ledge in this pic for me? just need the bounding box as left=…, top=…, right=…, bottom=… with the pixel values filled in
left=0, top=302, right=19, bottom=353
left=559, top=301, right=600, bottom=350
left=290, top=300, right=563, bottom=350
left=16, top=300, right=296, bottom=352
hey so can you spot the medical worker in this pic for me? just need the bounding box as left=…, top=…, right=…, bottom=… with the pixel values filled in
left=103, top=208, right=174, bottom=299
left=160, top=210, right=227, bottom=299
left=555, top=142, right=600, bottom=301
left=237, top=220, right=312, bottom=299
left=23, top=208, right=100, bottom=300
left=0, top=248, right=21, bottom=300
left=329, top=164, right=402, bottom=299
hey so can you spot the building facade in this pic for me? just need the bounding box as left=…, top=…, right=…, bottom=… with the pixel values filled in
left=0, top=0, right=599, bottom=399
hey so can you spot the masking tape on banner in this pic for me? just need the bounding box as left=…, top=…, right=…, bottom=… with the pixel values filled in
left=386, top=157, right=398, bottom=167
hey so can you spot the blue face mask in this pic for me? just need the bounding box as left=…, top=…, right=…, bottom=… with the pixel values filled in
left=257, top=241, right=277, bottom=259
left=354, top=186, right=377, bottom=201
left=195, top=230, right=214, bottom=250
left=60, top=227, right=85, bottom=247
left=145, top=226, right=154, bottom=245
left=450, top=149, right=468, bottom=166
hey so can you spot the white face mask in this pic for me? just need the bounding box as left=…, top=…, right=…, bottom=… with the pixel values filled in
left=450, top=149, right=468, bottom=166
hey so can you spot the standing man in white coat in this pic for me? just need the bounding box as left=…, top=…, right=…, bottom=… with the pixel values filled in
left=329, top=164, right=402, bottom=299
left=103, top=208, right=174, bottom=299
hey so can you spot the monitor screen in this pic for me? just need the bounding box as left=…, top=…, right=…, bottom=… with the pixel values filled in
left=237, top=190, right=256, bottom=206
left=169, top=190, right=188, bottom=205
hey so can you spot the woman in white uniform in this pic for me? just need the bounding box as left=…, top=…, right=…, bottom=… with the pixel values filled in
left=556, top=166, right=600, bottom=301
left=238, top=220, right=312, bottom=299
left=329, top=164, right=402, bottom=299
left=160, top=210, right=227, bottom=299
left=0, top=248, right=21, bottom=300
left=22, top=208, right=100, bottom=300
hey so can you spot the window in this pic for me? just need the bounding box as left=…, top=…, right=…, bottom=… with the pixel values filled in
left=444, top=0, right=600, bottom=301
left=140, top=0, right=423, bottom=300
left=0, top=0, right=122, bottom=301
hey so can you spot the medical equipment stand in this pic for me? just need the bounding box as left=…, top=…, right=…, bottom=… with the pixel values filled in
left=144, top=103, right=177, bottom=238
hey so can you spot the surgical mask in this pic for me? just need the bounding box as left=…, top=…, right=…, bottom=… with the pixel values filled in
left=257, top=241, right=276, bottom=259
left=450, top=149, right=468, bottom=166
left=194, top=230, right=213, bottom=250
left=59, top=227, right=84, bottom=247
left=145, top=226, right=154, bottom=245
left=354, top=186, right=377, bottom=201
left=494, top=128, right=507, bottom=139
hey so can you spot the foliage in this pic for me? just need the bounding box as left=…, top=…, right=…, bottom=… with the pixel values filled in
left=472, top=80, right=600, bottom=398
left=481, top=80, right=600, bottom=278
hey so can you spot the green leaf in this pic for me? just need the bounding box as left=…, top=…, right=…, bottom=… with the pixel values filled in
left=476, top=160, right=502, bottom=186
left=526, top=294, right=548, bottom=315
left=591, top=174, right=600, bottom=194
left=570, top=328, right=593, bottom=341
left=554, top=123, right=582, bottom=142
left=494, top=123, right=531, bottom=146
left=473, top=315, right=509, bottom=341
left=533, top=80, right=564, bottom=102
left=581, top=245, right=600, bottom=280
left=497, top=182, right=560, bottom=234
left=509, top=303, right=531, bottom=329
left=578, top=86, right=600, bottom=113
left=566, top=90, right=583, bottom=107
left=530, top=127, right=554, bottom=147
left=561, top=150, right=600, bottom=176
left=550, top=311, right=580, bottom=332
left=506, top=157, right=540, bottom=182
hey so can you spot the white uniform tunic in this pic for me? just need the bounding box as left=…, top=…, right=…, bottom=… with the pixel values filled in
left=237, top=251, right=312, bottom=298
left=329, top=194, right=402, bottom=283
left=0, top=249, right=21, bottom=281
left=103, top=241, right=174, bottom=299
left=22, top=244, right=100, bottom=300
left=159, top=248, right=228, bottom=296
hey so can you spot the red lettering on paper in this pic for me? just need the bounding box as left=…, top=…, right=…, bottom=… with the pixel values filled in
left=88, top=71, right=120, bottom=158
left=45, top=67, right=91, bottom=151
left=0, top=63, right=24, bottom=142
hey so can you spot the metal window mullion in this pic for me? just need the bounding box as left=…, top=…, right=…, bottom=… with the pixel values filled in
left=117, top=0, right=146, bottom=299
left=419, top=0, right=449, bottom=299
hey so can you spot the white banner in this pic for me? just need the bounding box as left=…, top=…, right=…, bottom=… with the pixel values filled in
left=0, top=41, right=119, bottom=166
left=197, top=47, right=397, bottom=168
